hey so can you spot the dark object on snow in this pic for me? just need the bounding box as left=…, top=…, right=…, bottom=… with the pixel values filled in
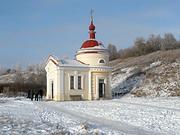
left=30, top=89, right=34, bottom=101
left=39, top=89, right=43, bottom=101
left=27, top=89, right=31, bottom=98
left=35, top=90, right=39, bottom=101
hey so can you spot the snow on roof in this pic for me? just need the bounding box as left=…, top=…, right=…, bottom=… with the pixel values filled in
left=59, top=59, right=88, bottom=67
left=47, top=56, right=111, bottom=69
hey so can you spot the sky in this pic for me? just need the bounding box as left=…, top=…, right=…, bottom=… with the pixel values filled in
left=0, top=0, right=180, bottom=68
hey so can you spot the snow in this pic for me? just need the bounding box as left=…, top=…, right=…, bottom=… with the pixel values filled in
left=111, top=67, right=144, bottom=95
left=60, top=59, right=88, bottom=67
left=149, top=61, right=161, bottom=69
left=0, top=97, right=180, bottom=135
left=111, top=61, right=180, bottom=97
left=0, top=74, right=16, bottom=84
left=133, top=62, right=180, bottom=97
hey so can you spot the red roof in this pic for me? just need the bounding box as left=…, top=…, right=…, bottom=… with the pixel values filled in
left=89, top=21, right=95, bottom=31
left=81, top=40, right=99, bottom=48
left=80, top=19, right=102, bottom=49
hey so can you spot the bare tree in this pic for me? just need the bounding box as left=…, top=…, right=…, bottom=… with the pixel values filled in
left=176, top=41, right=180, bottom=49
left=134, top=37, right=146, bottom=56
left=27, top=65, right=35, bottom=72
left=15, top=64, right=22, bottom=72
left=26, top=63, right=46, bottom=90
left=14, top=71, right=24, bottom=95
left=146, top=34, right=162, bottom=53
left=107, top=44, right=118, bottom=60
left=161, top=33, right=177, bottom=50
left=0, top=66, right=7, bottom=75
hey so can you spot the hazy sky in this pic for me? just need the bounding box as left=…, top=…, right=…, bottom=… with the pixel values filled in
left=0, top=0, right=180, bottom=67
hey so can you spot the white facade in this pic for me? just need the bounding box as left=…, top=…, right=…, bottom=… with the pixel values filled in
left=45, top=54, right=112, bottom=101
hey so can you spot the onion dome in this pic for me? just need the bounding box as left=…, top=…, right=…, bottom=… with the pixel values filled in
left=81, top=19, right=102, bottom=48
left=89, top=21, right=95, bottom=31
left=81, top=40, right=99, bottom=48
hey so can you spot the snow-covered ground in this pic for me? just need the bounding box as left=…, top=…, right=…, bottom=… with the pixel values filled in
left=0, top=97, right=180, bottom=135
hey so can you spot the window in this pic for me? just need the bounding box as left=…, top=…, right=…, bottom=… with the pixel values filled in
left=70, top=76, right=74, bottom=89
left=78, top=76, right=82, bottom=89
left=99, top=59, right=105, bottom=64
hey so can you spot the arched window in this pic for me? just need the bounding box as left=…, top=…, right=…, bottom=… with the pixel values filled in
left=99, top=59, right=105, bottom=64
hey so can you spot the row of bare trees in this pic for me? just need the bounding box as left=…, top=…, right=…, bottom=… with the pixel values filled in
left=0, top=64, right=46, bottom=96
left=108, top=33, right=180, bottom=60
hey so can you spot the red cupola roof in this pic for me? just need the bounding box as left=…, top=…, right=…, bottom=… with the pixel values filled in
left=81, top=18, right=101, bottom=49
left=81, top=40, right=99, bottom=48
left=89, top=21, right=95, bottom=31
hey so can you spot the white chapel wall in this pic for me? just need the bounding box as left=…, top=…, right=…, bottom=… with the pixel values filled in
left=45, top=60, right=59, bottom=100
left=63, top=69, right=89, bottom=100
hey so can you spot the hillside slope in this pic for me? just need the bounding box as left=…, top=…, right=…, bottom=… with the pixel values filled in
left=1, top=49, right=180, bottom=97
left=111, top=49, right=180, bottom=97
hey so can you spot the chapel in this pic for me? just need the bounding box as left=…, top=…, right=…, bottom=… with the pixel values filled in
left=45, top=16, right=112, bottom=101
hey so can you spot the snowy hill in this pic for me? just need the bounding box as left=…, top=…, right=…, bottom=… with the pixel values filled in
left=0, top=74, right=17, bottom=84
left=0, top=72, right=37, bottom=84
left=111, top=49, right=180, bottom=97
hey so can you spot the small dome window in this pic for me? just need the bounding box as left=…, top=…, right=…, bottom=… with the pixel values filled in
left=99, top=59, right=105, bottom=64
